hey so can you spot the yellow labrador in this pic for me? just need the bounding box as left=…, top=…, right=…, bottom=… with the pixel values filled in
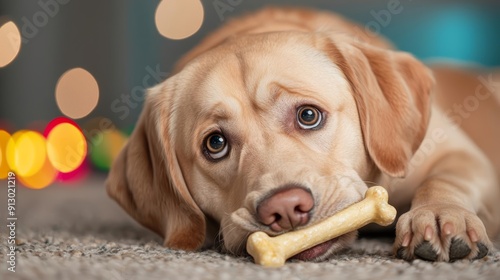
left=106, top=7, right=500, bottom=261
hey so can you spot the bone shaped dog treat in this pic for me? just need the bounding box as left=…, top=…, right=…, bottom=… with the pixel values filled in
left=246, top=186, right=397, bottom=267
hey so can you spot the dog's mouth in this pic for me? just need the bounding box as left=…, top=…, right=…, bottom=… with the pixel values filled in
left=291, top=237, right=339, bottom=261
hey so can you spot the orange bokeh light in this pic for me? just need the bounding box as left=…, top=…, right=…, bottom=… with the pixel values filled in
left=18, top=155, right=58, bottom=189
left=0, top=130, right=11, bottom=179
left=0, top=21, right=21, bottom=67
left=155, top=0, right=204, bottom=40
left=55, top=68, right=99, bottom=119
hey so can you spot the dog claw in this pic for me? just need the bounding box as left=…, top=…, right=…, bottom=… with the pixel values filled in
left=414, top=241, right=438, bottom=261
left=396, top=247, right=406, bottom=259
left=474, top=243, right=488, bottom=260
left=449, top=238, right=471, bottom=261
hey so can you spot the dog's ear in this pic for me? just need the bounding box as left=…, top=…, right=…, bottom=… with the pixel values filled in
left=106, top=81, right=206, bottom=250
left=324, top=36, right=434, bottom=177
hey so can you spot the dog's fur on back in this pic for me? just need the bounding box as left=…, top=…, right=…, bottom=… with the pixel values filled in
left=106, top=7, right=500, bottom=261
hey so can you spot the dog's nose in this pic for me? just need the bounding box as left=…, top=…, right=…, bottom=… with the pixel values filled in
left=257, top=187, right=314, bottom=232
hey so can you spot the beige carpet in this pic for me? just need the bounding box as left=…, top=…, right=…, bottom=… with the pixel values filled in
left=1, top=175, right=499, bottom=280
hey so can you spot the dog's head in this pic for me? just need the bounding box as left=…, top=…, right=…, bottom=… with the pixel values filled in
left=106, top=32, right=433, bottom=260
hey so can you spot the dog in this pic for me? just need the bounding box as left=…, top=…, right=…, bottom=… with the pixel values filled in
left=106, top=7, right=500, bottom=262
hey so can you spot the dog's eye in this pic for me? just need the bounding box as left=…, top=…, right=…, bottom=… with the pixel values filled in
left=204, top=133, right=229, bottom=160
left=297, top=105, right=322, bottom=129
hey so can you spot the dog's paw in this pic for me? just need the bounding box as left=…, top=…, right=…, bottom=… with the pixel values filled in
left=394, top=204, right=492, bottom=262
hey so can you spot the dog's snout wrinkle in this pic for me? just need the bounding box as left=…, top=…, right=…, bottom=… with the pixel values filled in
left=257, top=186, right=314, bottom=232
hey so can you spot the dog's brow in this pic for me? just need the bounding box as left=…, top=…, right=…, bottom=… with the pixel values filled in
left=202, top=97, right=244, bottom=121
left=269, top=83, right=315, bottom=102
left=252, top=82, right=319, bottom=112
left=205, top=105, right=231, bottom=121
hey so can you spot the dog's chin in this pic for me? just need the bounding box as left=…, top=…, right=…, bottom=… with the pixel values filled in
left=291, top=231, right=357, bottom=261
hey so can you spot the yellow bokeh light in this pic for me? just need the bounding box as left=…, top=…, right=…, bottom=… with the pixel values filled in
left=9, top=131, right=46, bottom=177
left=47, top=123, right=87, bottom=173
left=6, top=130, right=27, bottom=173
left=55, top=67, right=99, bottom=119
left=155, top=0, right=204, bottom=40
left=18, top=156, right=57, bottom=190
left=0, top=21, right=21, bottom=67
left=0, top=130, right=11, bottom=179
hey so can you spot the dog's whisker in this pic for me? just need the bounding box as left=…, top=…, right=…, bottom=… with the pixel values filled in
left=233, top=232, right=251, bottom=256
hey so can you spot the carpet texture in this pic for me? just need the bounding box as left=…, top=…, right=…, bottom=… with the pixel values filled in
left=1, top=175, right=499, bottom=280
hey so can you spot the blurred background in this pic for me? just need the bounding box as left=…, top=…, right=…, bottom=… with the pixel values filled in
left=0, top=0, right=499, bottom=189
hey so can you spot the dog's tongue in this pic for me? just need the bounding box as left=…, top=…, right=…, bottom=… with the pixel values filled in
left=291, top=238, right=337, bottom=261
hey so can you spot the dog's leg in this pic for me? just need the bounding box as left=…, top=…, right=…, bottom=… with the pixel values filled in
left=394, top=151, right=500, bottom=261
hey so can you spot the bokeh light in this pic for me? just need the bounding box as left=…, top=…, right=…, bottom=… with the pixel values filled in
left=8, top=131, right=46, bottom=177
left=55, top=68, right=99, bottom=119
left=44, top=116, right=79, bottom=137
left=46, top=122, right=87, bottom=173
left=0, top=117, right=92, bottom=189
left=18, top=155, right=58, bottom=189
left=90, top=129, right=128, bottom=171
left=56, top=158, right=89, bottom=183
left=0, top=130, right=11, bottom=179
left=0, top=21, right=21, bottom=67
left=155, top=0, right=204, bottom=40
left=6, top=130, right=27, bottom=174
